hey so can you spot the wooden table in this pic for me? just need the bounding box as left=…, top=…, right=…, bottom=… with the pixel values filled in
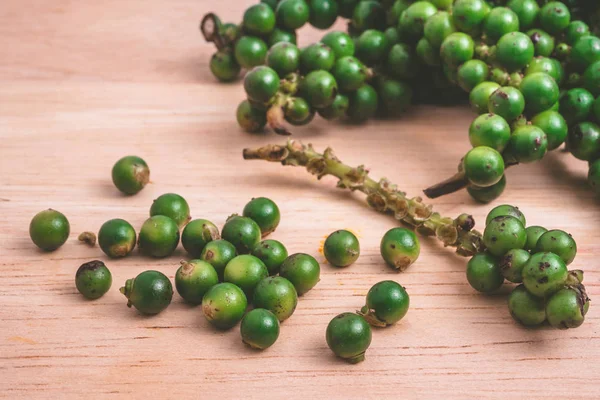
left=1, top=1, right=599, bottom=398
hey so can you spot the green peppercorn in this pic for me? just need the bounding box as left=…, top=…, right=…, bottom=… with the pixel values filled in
left=317, top=93, right=350, bottom=120
left=237, top=100, right=267, bottom=133
left=399, top=1, right=437, bottom=39
left=223, top=255, right=269, bottom=299
left=98, top=218, right=136, bottom=258
left=175, top=260, right=218, bottom=305
left=376, top=78, right=413, bottom=117
left=353, top=0, right=386, bottom=32
left=546, top=285, right=589, bottom=329
left=483, top=7, right=520, bottom=43
left=486, top=205, right=526, bottom=226
left=468, top=113, right=511, bottom=152
left=534, top=230, right=577, bottom=265
left=488, top=86, right=525, bottom=121
left=358, top=280, right=410, bottom=327
left=441, top=33, right=474, bottom=67
left=522, top=252, right=568, bottom=298
left=527, top=29, right=555, bottom=58
left=499, top=249, right=530, bottom=283
left=324, top=230, right=360, bottom=267
left=276, top=0, right=310, bottom=30
left=332, top=56, right=368, bottom=92
left=240, top=308, right=280, bottom=350
left=279, top=253, right=321, bottom=295
left=417, top=38, right=440, bottom=66
left=379, top=227, right=420, bottom=271
left=150, top=193, right=191, bottom=228
left=347, top=84, right=378, bottom=122
left=508, top=285, right=547, bottom=327
left=252, top=240, right=289, bottom=275
left=387, top=0, right=412, bottom=26
left=425, top=11, right=456, bottom=48
left=308, top=0, right=338, bottom=29
left=483, top=216, right=527, bottom=257
left=29, top=209, right=70, bottom=251
left=467, top=176, right=506, bottom=203
left=75, top=260, right=112, bottom=300
left=583, top=61, right=600, bottom=96
left=243, top=4, right=276, bottom=36
left=355, top=29, right=390, bottom=66
left=525, top=226, right=548, bottom=251
left=111, top=155, right=149, bottom=195
left=463, top=146, right=505, bottom=187
left=570, top=36, right=600, bottom=72
left=266, top=42, right=300, bottom=77
left=466, top=253, right=504, bottom=293
left=253, top=276, right=298, bottom=322
left=244, top=66, right=281, bottom=104
left=326, top=313, right=372, bottom=363
left=564, top=21, right=590, bottom=45
left=539, top=1, right=570, bottom=35
left=181, top=219, right=219, bottom=258
left=210, top=50, right=241, bottom=82
left=452, top=0, right=488, bottom=35
left=200, top=239, right=237, bottom=279
left=202, top=282, right=247, bottom=329
left=220, top=22, right=240, bottom=45
left=495, top=32, right=534, bottom=72
left=567, top=121, right=600, bottom=161
left=138, top=215, right=180, bottom=258
left=321, top=31, right=355, bottom=59
left=386, top=43, right=418, bottom=80
left=530, top=111, right=568, bottom=151
left=506, top=125, right=548, bottom=163
left=507, top=0, right=539, bottom=30
left=458, top=60, right=489, bottom=92
left=284, top=97, right=314, bottom=126
left=268, top=28, right=297, bottom=47
left=519, top=72, right=558, bottom=115
left=234, top=36, right=268, bottom=69
left=560, top=88, right=594, bottom=124
left=121, top=270, right=173, bottom=315
left=299, top=43, right=335, bottom=74
left=299, top=70, right=338, bottom=108
left=470, top=82, right=500, bottom=114
left=525, top=57, right=562, bottom=83
left=588, top=159, right=600, bottom=194
left=221, top=215, right=262, bottom=254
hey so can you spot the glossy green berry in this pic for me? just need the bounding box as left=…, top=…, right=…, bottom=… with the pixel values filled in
left=417, top=38, right=440, bottom=66
left=486, top=204, right=526, bottom=226
left=75, top=260, right=112, bottom=300
left=175, top=260, right=218, bottom=305
left=488, top=86, right=524, bottom=121
left=243, top=197, right=280, bottom=237
left=299, top=43, right=335, bottom=73
left=150, top=193, right=191, bottom=228
left=386, top=43, right=418, bottom=79
left=243, top=4, right=276, bottom=36
left=546, top=286, right=588, bottom=329
left=181, top=219, right=219, bottom=258
left=236, top=100, right=267, bottom=133
left=309, top=0, right=338, bottom=29
left=483, top=7, right=519, bottom=43
left=98, top=218, right=136, bottom=258
left=352, top=0, right=386, bottom=32
left=539, top=1, right=570, bottom=35
left=244, top=66, right=280, bottom=104
left=29, top=209, right=70, bottom=251
left=376, top=78, right=413, bottom=116
left=234, top=36, right=268, bottom=69
left=508, top=285, right=547, bottom=327
left=253, top=276, right=298, bottom=322
left=440, top=33, right=474, bottom=67
left=332, top=56, right=368, bottom=92
left=527, top=29, right=555, bottom=57
left=458, top=60, right=489, bottom=92
left=138, top=215, right=180, bottom=258
left=560, top=88, right=594, bottom=124
left=324, top=230, right=360, bottom=267
left=570, top=36, right=600, bottom=72
left=506, top=125, right=548, bottom=163
left=221, top=216, right=262, bottom=254
left=531, top=111, right=568, bottom=150
left=507, top=0, right=539, bottom=30
left=210, top=50, right=241, bottom=82
left=317, top=93, right=349, bottom=120
left=266, top=42, right=300, bottom=77
left=326, top=313, right=372, bottom=363
left=121, top=270, right=173, bottom=315
left=379, top=228, right=420, bottom=271
left=483, top=216, right=527, bottom=257
left=519, top=73, right=559, bottom=115
left=300, top=70, right=338, bottom=108
left=321, top=31, right=355, bottom=59
left=200, top=239, right=237, bottom=279
left=525, top=57, right=562, bottom=83
left=358, top=280, right=409, bottom=327
left=111, top=155, right=149, bottom=195
left=495, top=32, right=534, bottom=72
left=268, top=28, right=297, bottom=46
left=279, top=253, right=321, bottom=295
left=534, top=230, right=577, bottom=265
left=522, top=252, right=568, bottom=298
left=583, top=61, right=600, bottom=96
left=564, top=21, right=590, bottom=45
left=276, top=0, right=310, bottom=30
left=252, top=240, right=289, bottom=275
left=468, top=113, right=511, bottom=152
left=347, top=84, right=378, bottom=122
left=470, top=82, right=500, bottom=114
left=424, top=11, right=456, bottom=49
left=284, top=97, right=314, bottom=126
left=466, top=253, right=504, bottom=293
left=525, top=226, right=547, bottom=251
left=202, top=283, right=247, bottom=329
left=589, top=159, right=600, bottom=194
left=356, top=29, right=389, bottom=66
left=499, top=249, right=530, bottom=283
left=451, top=0, right=488, bottom=35
left=240, top=308, right=280, bottom=349
left=467, top=175, right=506, bottom=203
left=399, top=1, right=437, bottom=39
left=463, top=146, right=505, bottom=187
left=567, top=121, right=600, bottom=161
left=224, top=255, right=269, bottom=298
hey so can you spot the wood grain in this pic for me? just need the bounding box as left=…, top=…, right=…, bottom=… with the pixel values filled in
left=1, top=1, right=599, bottom=398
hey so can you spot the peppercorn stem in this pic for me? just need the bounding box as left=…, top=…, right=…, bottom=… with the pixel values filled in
left=243, top=140, right=484, bottom=257
left=200, top=13, right=227, bottom=51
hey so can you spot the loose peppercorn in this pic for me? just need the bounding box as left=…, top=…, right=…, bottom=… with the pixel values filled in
left=508, top=285, right=547, bottom=327
left=75, top=260, right=112, bottom=300
left=499, top=249, right=530, bottom=283
left=279, top=253, right=321, bottom=295
left=252, top=240, right=289, bottom=275
left=324, top=230, right=360, bottom=267
left=252, top=276, right=298, bottom=322
left=240, top=308, right=280, bottom=350
left=175, top=260, right=218, bottom=305
left=149, top=193, right=191, bottom=228
left=138, top=215, right=180, bottom=258
left=200, top=239, right=237, bottom=280
left=202, top=283, right=247, bottom=329
left=224, top=255, right=269, bottom=299
left=534, top=230, right=577, bottom=265
left=522, top=252, right=568, bottom=298
left=121, top=270, right=173, bottom=315
left=358, top=280, right=410, bottom=327
left=221, top=215, right=262, bottom=254
left=483, top=216, right=527, bottom=257
left=111, top=156, right=149, bottom=195
left=379, top=227, right=420, bottom=271
left=326, top=313, right=372, bottom=364
left=242, top=197, right=281, bottom=237
left=466, top=253, right=504, bottom=293
left=29, top=209, right=70, bottom=251
left=181, top=219, right=219, bottom=258
left=98, top=218, right=136, bottom=258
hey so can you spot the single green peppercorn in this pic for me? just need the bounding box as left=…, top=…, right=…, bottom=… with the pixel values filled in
left=224, top=255, right=269, bottom=299
left=353, top=0, right=386, bottom=32
left=243, top=3, right=276, bottom=36
left=347, top=84, right=379, bottom=122
left=560, top=88, right=594, bottom=124
left=234, top=36, right=268, bottom=69
left=458, top=60, right=489, bottom=92
left=441, top=32, right=474, bottom=67
left=150, top=193, right=191, bottom=228
left=202, top=282, right=247, bottom=329
left=466, top=253, right=504, bottom=293
left=324, top=230, right=360, bottom=267
left=508, top=285, right=547, bottom=327
left=399, top=1, right=437, bottom=40
left=175, top=260, right=218, bottom=305
left=268, top=28, right=297, bottom=47
left=483, top=216, right=527, bottom=257
left=525, top=57, right=562, bottom=83
left=332, top=56, right=368, bottom=92
left=567, top=121, right=600, bottom=161
left=221, top=215, right=262, bottom=254
left=467, top=176, right=506, bottom=203
left=252, top=240, right=289, bottom=275
left=496, top=32, right=534, bottom=72
left=507, top=0, right=539, bottom=30
left=279, top=253, right=321, bottom=295
left=424, top=11, right=456, bottom=49
left=285, top=97, right=315, bottom=126
left=468, top=113, right=511, bottom=152
left=463, top=146, right=505, bottom=187
left=253, top=276, right=298, bottom=322
left=210, top=50, right=241, bottom=82
left=564, top=21, right=590, bottom=45
left=240, top=308, right=280, bottom=349
left=326, top=313, right=372, bottom=364
left=317, top=93, right=350, bottom=120
left=386, top=43, right=418, bottom=80
left=506, top=125, right=548, bottom=163
left=358, top=280, right=410, bottom=327
left=242, top=197, right=281, bottom=237
left=499, top=249, right=530, bottom=283
left=376, top=78, right=413, bottom=116
left=539, top=1, right=570, bottom=35
left=138, top=215, right=180, bottom=258
left=299, top=43, right=335, bottom=74
left=583, top=61, right=600, bottom=96
left=470, top=82, right=500, bottom=114
left=111, top=155, right=149, bottom=195
left=276, top=0, right=310, bottom=30
left=546, top=285, right=589, bottom=329
left=355, top=29, right=390, bottom=66
left=308, top=0, right=338, bottom=29
left=569, top=36, right=600, bottom=72
left=236, top=100, right=267, bottom=133
left=75, top=260, right=112, bottom=300
left=534, top=230, right=577, bottom=265
left=266, top=42, right=300, bottom=77
left=300, top=70, right=338, bottom=108
left=379, top=228, right=420, bottom=271
left=244, top=66, right=281, bottom=104
left=488, top=86, right=525, bottom=121
left=531, top=110, right=568, bottom=150
left=527, top=29, right=555, bottom=58
left=98, top=218, right=137, bottom=258
left=181, top=219, right=219, bottom=258
left=483, top=7, right=520, bottom=43
left=321, top=31, right=355, bottom=59
left=522, top=252, right=568, bottom=298
left=121, top=270, right=173, bottom=315
left=451, top=0, right=488, bottom=35
left=525, top=226, right=548, bottom=251
left=200, top=239, right=237, bottom=279
left=29, top=209, right=70, bottom=251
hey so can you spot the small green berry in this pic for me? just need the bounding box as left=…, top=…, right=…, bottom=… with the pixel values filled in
left=499, top=249, right=530, bottom=283
left=240, top=308, right=280, bottom=349
left=534, top=230, right=577, bottom=265
left=483, top=216, right=527, bottom=257
left=29, top=209, right=70, bottom=251
left=138, top=215, right=180, bottom=258
left=546, top=286, right=589, bottom=329
left=221, top=216, right=262, bottom=254
left=120, top=270, right=173, bottom=315
left=75, top=260, right=112, bottom=300
left=200, top=239, right=237, bottom=279
left=111, top=156, right=149, bottom=195
left=463, top=146, right=505, bottom=187
left=466, top=253, right=504, bottom=293
left=202, top=283, right=247, bottom=329
left=181, top=219, right=220, bottom=258
left=150, top=193, right=191, bottom=228
left=324, top=230, right=360, bottom=267
left=358, top=280, right=409, bottom=327
left=326, top=313, right=372, bottom=364
left=242, top=197, right=281, bottom=237
left=524, top=226, right=548, bottom=251
left=486, top=204, right=526, bottom=226
left=253, top=276, right=298, bottom=322
left=98, top=218, right=136, bottom=258
left=522, top=252, right=568, bottom=298
left=252, top=240, right=289, bottom=275
left=279, top=253, right=321, bottom=295
left=508, top=284, right=547, bottom=327
left=224, top=255, right=269, bottom=299
left=175, top=260, right=219, bottom=305
left=379, top=227, right=420, bottom=271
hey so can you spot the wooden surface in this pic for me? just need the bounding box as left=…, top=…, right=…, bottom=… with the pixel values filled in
left=1, top=1, right=599, bottom=399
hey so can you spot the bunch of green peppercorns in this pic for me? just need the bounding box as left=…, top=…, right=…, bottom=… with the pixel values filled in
left=466, top=204, right=590, bottom=329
